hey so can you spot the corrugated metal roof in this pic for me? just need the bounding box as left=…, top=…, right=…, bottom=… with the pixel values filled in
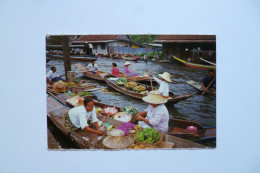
left=154, top=35, right=216, bottom=43
left=77, top=35, right=131, bottom=42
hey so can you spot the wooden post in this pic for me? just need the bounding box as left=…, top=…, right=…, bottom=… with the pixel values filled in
left=62, top=36, right=71, bottom=80
left=145, top=35, right=149, bottom=61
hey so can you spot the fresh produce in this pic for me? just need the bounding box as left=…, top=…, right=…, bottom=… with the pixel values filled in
left=79, top=91, right=90, bottom=97
left=136, top=128, right=160, bottom=144
left=117, top=122, right=135, bottom=135
left=133, top=85, right=146, bottom=91
left=95, top=107, right=102, bottom=114
left=103, top=107, right=118, bottom=116
left=115, top=77, right=128, bottom=85
left=120, top=107, right=138, bottom=116
left=124, top=82, right=137, bottom=88
left=114, top=112, right=131, bottom=122
left=67, top=82, right=78, bottom=87
left=140, top=90, right=148, bottom=94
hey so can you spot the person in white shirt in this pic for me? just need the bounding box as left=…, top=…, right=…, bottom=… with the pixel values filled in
left=136, top=91, right=169, bottom=133
left=87, top=60, right=98, bottom=74
left=152, top=72, right=172, bottom=98
left=68, top=97, right=104, bottom=136
left=46, top=66, right=65, bottom=83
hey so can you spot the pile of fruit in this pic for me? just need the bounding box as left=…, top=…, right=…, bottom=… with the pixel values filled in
left=65, top=81, right=78, bottom=87
left=78, top=91, right=90, bottom=97
left=103, top=107, right=118, bottom=116
left=136, top=128, right=160, bottom=144
left=115, top=77, right=128, bottom=85
left=95, top=107, right=102, bottom=114
left=124, top=82, right=137, bottom=88
left=133, top=85, right=146, bottom=91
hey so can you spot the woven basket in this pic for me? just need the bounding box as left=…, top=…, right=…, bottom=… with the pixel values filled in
left=132, top=143, right=156, bottom=149
left=135, top=129, right=164, bottom=145
left=102, top=135, right=134, bottom=149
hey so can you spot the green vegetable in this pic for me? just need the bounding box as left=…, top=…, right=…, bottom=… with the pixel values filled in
left=79, top=91, right=90, bottom=97
left=120, top=106, right=138, bottom=116
left=115, top=77, right=128, bottom=85
left=136, top=128, right=160, bottom=143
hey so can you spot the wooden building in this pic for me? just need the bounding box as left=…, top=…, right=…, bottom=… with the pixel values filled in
left=72, top=35, right=133, bottom=55
left=153, top=35, right=216, bottom=63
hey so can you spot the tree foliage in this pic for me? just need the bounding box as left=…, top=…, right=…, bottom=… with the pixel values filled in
left=130, top=35, right=157, bottom=45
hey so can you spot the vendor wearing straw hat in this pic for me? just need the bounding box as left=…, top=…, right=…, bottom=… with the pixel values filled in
left=52, top=80, right=66, bottom=93
left=152, top=72, right=172, bottom=99
left=124, top=61, right=138, bottom=76
left=136, top=91, right=169, bottom=133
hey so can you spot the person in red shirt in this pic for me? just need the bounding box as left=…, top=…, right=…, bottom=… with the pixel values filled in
left=111, top=63, right=120, bottom=77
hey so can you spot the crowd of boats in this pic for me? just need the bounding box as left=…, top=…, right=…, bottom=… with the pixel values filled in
left=46, top=56, right=216, bottom=150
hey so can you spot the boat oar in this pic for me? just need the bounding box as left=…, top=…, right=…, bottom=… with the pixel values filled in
left=201, top=78, right=215, bottom=96
left=149, top=70, right=153, bottom=90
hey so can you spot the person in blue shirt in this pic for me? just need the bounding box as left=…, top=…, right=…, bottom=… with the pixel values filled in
left=201, top=69, right=216, bottom=92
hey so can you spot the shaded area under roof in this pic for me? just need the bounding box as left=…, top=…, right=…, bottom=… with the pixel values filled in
left=154, top=35, right=216, bottom=43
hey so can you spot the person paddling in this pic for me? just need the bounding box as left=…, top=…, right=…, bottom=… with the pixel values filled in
left=201, top=69, right=216, bottom=92
left=124, top=61, right=138, bottom=76
left=152, top=72, right=172, bottom=99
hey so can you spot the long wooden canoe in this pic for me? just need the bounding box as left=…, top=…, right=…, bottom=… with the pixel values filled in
left=51, top=93, right=214, bottom=141
left=47, top=95, right=208, bottom=149
left=103, top=74, right=193, bottom=104
left=187, top=80, right=216, bottom=96
left=122, top=55, right=138, bottom=61
left=173, top=56, right=216, bottom=70
left=47, top=54, right=97, bottom=61
left=74, top=63, right=151, bottom=82
left=168, top=119, right=216, bottom=140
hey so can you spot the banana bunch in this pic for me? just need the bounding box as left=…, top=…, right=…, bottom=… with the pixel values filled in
left=133, top=85, right=146, bottom=91
left=124, top=82, right=137, bottom=88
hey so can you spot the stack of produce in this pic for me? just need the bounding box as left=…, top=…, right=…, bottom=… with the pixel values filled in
left=103, top=107, right=118, bottom=116
left=136, top=128, right=161, bottom=144
left=133, top=85, right=146, bottom=92
left=95, top=107, right=102, bottom=114
left=78, top=91, right=90, bottom=97
left=124, top=82, right=137, bottom=88
left=117, top=122, right=135, bottom=135
left=120, top=107, right=138, bottom=116
left=115, top=77, right=127, bottom=85
left=65, top=81, right=78, bottom=87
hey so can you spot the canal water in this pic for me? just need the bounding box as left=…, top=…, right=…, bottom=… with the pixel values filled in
left=46, top=57, right=216, bottom=148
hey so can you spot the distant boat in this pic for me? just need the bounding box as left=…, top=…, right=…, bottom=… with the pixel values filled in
left=47, top=54, right=97, bottom=61
left=173, top=56, right=216, bottom=70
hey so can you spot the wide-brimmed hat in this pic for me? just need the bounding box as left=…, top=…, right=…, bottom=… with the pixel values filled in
left=52, top=80, right=66, bottom=93
left=124, top=61, right=131, bottom=66
left=159, top=72, right=172, bottom=83
left=142, top=91, right=167, bottom=104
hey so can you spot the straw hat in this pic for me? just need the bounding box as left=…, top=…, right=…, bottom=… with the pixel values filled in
left=124, top=61, right=131, bottom=66
left=142, top=91, right=167, bottom=104
left=159, top=72, right=172, bottom=83
left=52, top=80, right=66, bottom=93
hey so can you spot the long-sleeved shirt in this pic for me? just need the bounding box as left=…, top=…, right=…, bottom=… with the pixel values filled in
left=153, top=76, right=169, bottom=97
left=68, top=106, right=98, bottom=130
left=87, top=63, right=98, bottom=71
left=112, top=67, right=120, bottom=77
left=139, top=104, right=169, bottom=133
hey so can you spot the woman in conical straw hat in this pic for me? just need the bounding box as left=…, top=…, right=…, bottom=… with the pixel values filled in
left=124, top=61, right=138, bottom=77
left=136, top=91, right=169, bottom=133
left=150, top=72, right=172, bottom=99
left=52, top=80, right=66, bottom=93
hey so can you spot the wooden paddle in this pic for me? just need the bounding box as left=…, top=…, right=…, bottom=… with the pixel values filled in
left=201, top=78, right=215, bottom=96
left=149, top=70, right=154, bottom=90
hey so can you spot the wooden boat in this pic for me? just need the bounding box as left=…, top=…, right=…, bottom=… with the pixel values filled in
left=46, top=57, right=51, bottom=63
left=47, top=54, right=97, bottom=61
left=122, top=55, right=138, bottom=61
left=103, top=74, right=193, bottom=104
left=199, top=57, right=216, bottom=66
left=168, top=119, right=216, bottom=140
left=186, top=80, right=216, bottom=96
left=49, top=93, right=215, bottom=141
left=47, top=95, right=208, bottom=149
left=74, top=63, right=150, bottom=83
left=173, top=56, right=216, bottom=70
